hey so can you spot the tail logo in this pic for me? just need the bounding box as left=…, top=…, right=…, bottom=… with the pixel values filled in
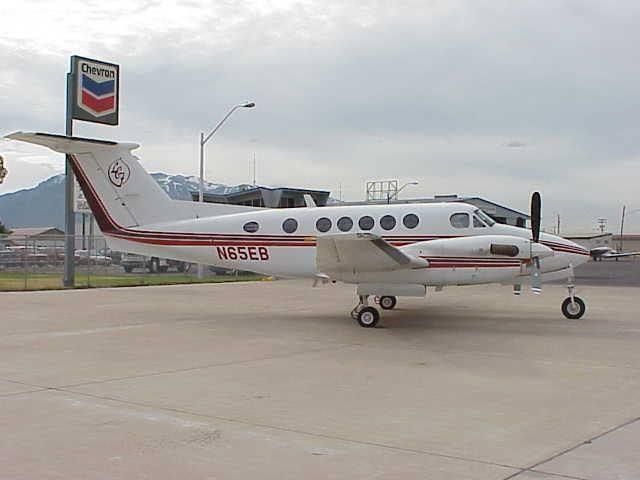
left=108, top=158, right=131, bottom=187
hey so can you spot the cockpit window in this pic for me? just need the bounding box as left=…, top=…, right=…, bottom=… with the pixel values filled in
left=473, top=216, right=486, bottom=228
left=450, top=213, right=470, bottom=228
left=474, top=209, right=495, bottom=226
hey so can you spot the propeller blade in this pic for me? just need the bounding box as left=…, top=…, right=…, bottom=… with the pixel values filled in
left=531, top=192, right=541, bottom=243
left=531, top=191, right=541, bottom=243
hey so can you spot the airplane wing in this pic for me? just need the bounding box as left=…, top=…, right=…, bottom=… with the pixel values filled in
left=601, top=251, right=640, bottom=259
left=316, top=233, right=428, bottom=274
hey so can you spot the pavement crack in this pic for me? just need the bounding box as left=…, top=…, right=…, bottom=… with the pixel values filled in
left=501, top=415, right=640, bottom=480
left=52, top=387, right=523, bottom=474
left=55, top=343, right=356, bottom=389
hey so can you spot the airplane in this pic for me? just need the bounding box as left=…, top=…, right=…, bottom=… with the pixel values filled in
left=590, top=246, right=640, bottom=261
left=5, top=131, right=592, bottom=327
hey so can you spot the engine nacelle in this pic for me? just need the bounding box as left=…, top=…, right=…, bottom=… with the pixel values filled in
left=403, top=235, right=553, bottom=260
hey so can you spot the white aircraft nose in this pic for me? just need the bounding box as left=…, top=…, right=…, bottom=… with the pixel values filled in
left=531, top=242, right=554, bottom=258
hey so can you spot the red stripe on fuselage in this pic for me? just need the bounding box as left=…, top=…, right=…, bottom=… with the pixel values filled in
left=69, top=155, right=588, bottom=261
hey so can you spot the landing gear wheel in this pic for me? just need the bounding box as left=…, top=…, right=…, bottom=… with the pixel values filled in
left=561, top=296, right=586, bottom=320
left=379, top=296, right=397, bottom=310
left=357, top=307, right=380, bottom=328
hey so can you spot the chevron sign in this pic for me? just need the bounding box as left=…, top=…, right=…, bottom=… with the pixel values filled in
left=70, top=56, right=119, bottom=125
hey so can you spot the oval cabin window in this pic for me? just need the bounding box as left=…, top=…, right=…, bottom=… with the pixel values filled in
left=380, top=215, right=396, bottom=231
left=316, top=217, right=332, bottom=233
left=359, top=216, right=374, bottom=231
left=337, top=216, right=353, bottom=232
left=282, top=218, right=298, bottom=234
left=243, top=221, right=260, bottom=233
left=403, top=213, right=419, bottom=229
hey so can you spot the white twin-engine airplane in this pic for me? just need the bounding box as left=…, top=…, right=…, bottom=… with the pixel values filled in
left=7, top=132, right=592, bottom=327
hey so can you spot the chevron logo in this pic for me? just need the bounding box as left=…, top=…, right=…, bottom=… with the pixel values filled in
left=76, top=59, right=118, bottom=118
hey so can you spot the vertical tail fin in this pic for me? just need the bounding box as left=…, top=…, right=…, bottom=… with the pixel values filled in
left=5, top=132, right=258, bottom=233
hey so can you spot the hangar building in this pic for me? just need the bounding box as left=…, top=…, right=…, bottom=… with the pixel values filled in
left=192, top=185, right=330, bottom=208
left=336, top=194, right=529, bottom=227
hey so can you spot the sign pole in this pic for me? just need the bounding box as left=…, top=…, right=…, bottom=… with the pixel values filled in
left=63, top=69, right=75, bottom=287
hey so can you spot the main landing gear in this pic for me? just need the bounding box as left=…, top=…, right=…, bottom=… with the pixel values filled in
left=351, top=295, right=380, bottom=328
left=350, top=295, right=398, bottom=327
left=377, top=295, right=397, bottom=310
left=561, top=265, right=586, bottom=320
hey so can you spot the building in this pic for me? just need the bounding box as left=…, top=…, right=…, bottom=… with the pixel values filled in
left=193, top=185, right=331, bottom=208
left=563, top=233, right=640, bottom=254
left=613, top=234, right=640, bottom=253
left=564, top=233, right=613, bottom=252
left=6, top=227, right=65, bottom=247
left=337, top=194, right=529, bottom=227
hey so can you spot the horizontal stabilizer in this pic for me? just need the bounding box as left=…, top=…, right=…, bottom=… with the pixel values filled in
left=5, top=132, right=138, bottom=154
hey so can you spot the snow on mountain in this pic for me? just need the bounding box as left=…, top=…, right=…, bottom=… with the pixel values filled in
left=0, top=173, right=250, bottom=228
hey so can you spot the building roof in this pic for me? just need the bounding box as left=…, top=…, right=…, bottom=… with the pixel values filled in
left=193, top=185, right=331, bottom=207
left=7, top=227, right=64, bottom=238
left=565, top=233, right=612, bottom=240
left=337, top=195, right=530, bottom=218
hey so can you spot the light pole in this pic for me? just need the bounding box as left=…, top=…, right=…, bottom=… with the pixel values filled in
left=197, top=101, right=255, bottom=278
left=387, top=181, right=419, bottom=203
left=619, top=206, right=640, bottom=252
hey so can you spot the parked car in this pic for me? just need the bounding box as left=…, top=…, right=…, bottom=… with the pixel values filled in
left=74, top=249, right=112, bottom=266
left=120, top=253, right=190, bottom=273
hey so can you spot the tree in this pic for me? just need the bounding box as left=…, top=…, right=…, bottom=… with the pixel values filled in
left=0, top=220, right=10, bottom=234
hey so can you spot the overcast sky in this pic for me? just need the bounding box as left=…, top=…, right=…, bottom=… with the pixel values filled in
left=1, top=0, right=639, bottom=232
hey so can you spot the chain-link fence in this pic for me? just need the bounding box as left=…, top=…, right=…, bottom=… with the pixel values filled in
left=0, top=234, right=258, bottom=291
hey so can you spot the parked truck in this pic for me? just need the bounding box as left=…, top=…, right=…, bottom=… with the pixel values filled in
left=120, top=253, right=191, bottom=273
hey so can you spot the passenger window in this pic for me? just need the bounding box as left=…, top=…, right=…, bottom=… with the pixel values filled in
left=316, top=217, right=332, bottom=233
left=337, top=216, right=353, bottom=232
left=403, top=213, right=419, bottom=229
left=282, top=218, right=298, bottom=233
left=243, top=221, right=259, bottom=233
left=358, top=216, right=374, bottom=231
left=450, top=213, right=470, bottom=228
left=380, top=215, right=396, bottom=230
left=473, top=216, right=486, bottom=228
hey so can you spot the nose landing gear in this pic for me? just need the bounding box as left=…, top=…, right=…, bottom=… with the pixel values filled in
left=561, top=265, right=586, bottom=319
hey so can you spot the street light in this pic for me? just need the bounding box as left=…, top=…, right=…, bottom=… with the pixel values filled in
left=387, top=181, right=419, bottom=203
left=197, top=101, right=255, bottom=278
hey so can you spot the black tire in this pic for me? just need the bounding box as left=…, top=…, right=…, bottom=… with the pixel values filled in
left=357, top=306, right=380, bottom=328
left=148, top=258, right=160, bottom=274
left=379, top=296, right=397, bottom=310
left=561, top=296, right=586, bottom=320
left=123, top=266, right=133, bottom=273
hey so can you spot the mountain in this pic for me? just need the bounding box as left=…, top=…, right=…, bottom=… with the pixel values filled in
left=0, top=173, right=241, bottom=229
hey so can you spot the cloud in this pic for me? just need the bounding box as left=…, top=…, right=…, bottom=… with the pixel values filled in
left=1, top=0, right=640, bottom=231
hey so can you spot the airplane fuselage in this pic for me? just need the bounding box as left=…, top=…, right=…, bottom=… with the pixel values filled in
left=106, top=201, right=590, bottom=286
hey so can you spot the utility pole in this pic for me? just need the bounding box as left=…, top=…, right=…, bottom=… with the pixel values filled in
left=252, top=153, right=256, bottom=186
left=619, top=205, right=626, bottom=252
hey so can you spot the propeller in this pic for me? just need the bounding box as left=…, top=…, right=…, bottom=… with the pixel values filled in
left=530, top=191, right=542, bottom=294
